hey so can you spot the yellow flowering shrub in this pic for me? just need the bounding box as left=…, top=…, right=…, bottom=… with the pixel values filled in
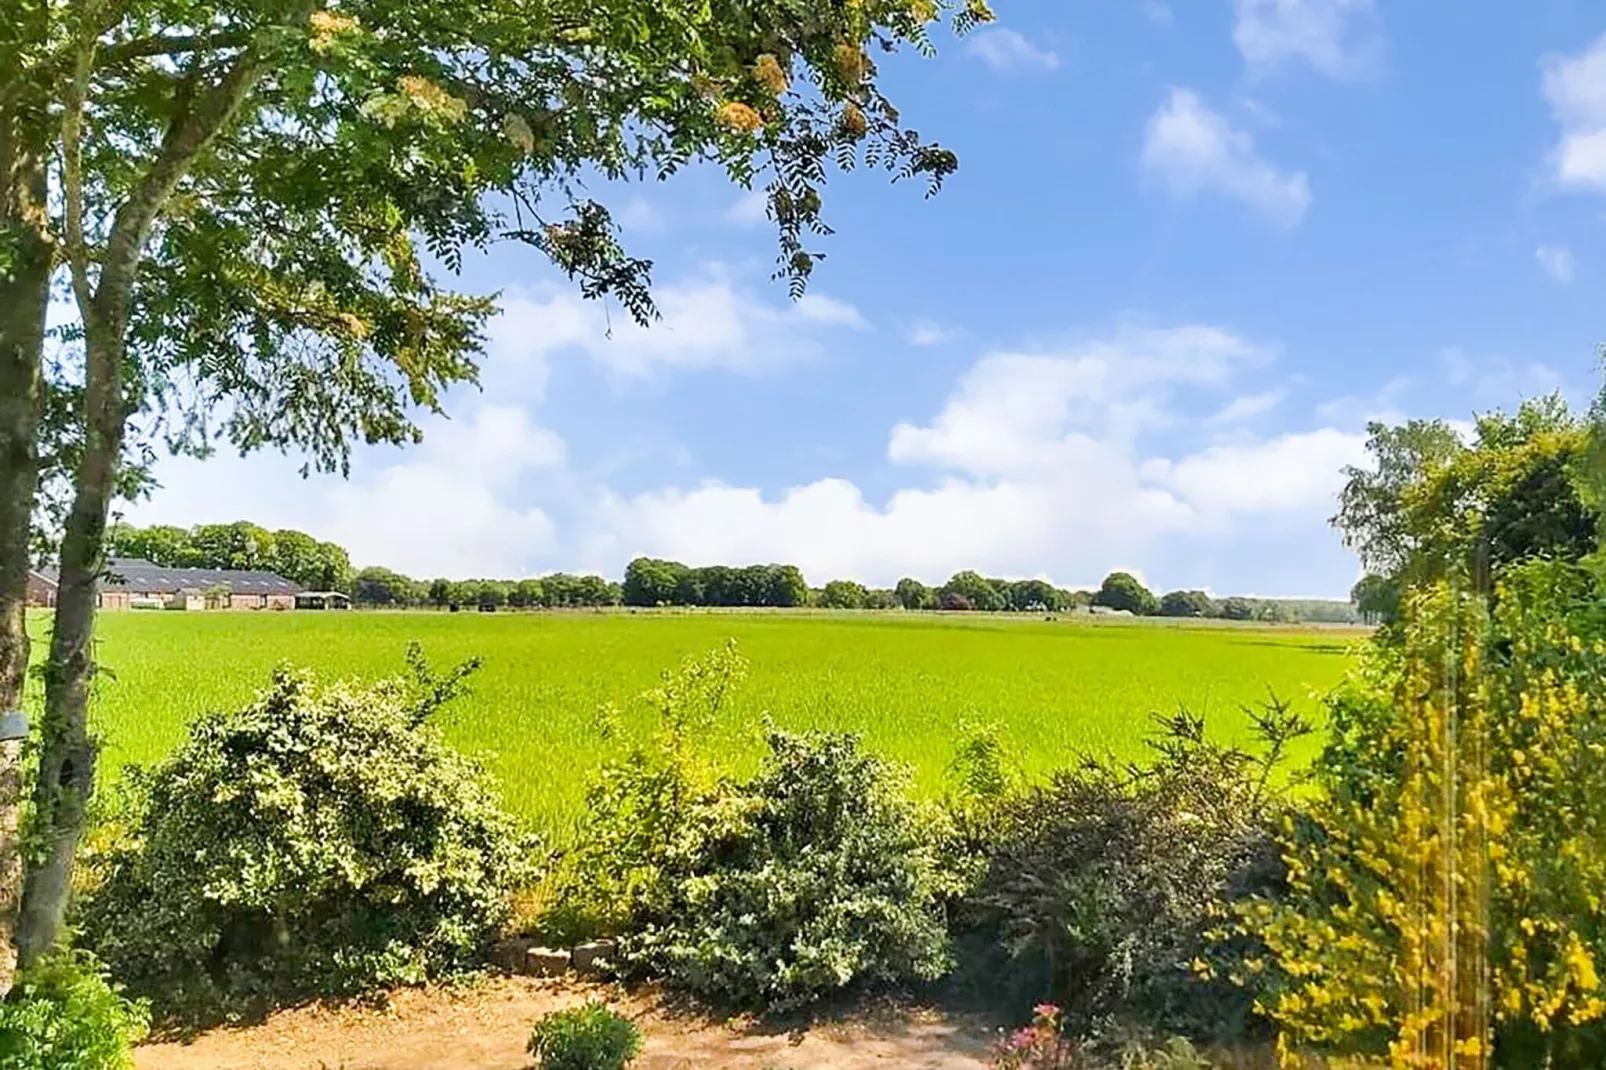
left=1245, top=569, right=1606, bottom=1068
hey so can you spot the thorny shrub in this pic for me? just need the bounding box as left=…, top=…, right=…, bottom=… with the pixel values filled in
left=953, top=702, right=1311, bottom=1044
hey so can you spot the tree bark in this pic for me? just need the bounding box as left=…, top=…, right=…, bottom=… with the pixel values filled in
left=0, top=88, right=52, bottom=993
left=15, top=40, right=268, bottom=964
left=13, top=326, right=121, bottom=969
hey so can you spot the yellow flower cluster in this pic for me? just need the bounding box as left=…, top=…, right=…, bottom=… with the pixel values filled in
left=308, top=9, right=359, bottom=54
left=714, top=101, right=764, bottom=135
left=1242, top=580, right=1606, bottom=1068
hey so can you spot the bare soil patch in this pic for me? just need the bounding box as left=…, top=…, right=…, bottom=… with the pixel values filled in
left=133, top=977, right=998, bottom=1070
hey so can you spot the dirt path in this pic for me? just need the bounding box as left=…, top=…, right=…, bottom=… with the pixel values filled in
left=134, top=978, right=1000, bottom=1070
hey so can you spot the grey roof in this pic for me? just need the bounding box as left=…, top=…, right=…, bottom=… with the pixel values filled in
left=40, top=558, right=301, bottom=596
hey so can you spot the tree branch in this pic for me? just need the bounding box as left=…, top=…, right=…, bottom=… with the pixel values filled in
left=61, top=5, right=99, bottom=325
left=94, top=31, right=251, bottom=70
left=96, top=46, right=266, bottom=321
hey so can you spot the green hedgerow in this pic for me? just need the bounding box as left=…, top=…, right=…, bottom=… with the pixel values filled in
left=79, top=649, right=540, bottom=1016
left=0, top=951, right=150, bottom=1070
left=527, top=1001, right=642, bottom=1070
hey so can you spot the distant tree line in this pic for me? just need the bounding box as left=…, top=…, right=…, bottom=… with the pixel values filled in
left=624, top=557, right=1359, bottom=622
left=103, top=523, right=1360, bottom=620
left=107, top=521, right=354, bottom=593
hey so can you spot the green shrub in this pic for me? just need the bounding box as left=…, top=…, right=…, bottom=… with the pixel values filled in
left=80, top=648, right=539, bottom=1015
left=619, top=728, right=954, bottom=1012
left=527, top=1001, right=642, bottom=1070
left=953, top=705, right=1309, bottom=1044
left=563, top=642, right=953, bottom=1013
left=0, top=951, right=150, bottom=1070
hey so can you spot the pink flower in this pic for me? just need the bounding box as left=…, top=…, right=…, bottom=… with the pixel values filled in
left=1008, top=1027, right=1037, bottom=1050
left=1033, top=1003, right=1060, bottom=1021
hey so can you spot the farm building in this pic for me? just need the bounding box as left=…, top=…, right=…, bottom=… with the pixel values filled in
left=26, top=569, right=57, bottom=608
left=33, top=558, right=301, bottom=611
left=295, top=591, right=351, bottom=610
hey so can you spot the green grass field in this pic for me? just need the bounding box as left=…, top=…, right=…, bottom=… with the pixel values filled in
left=28, top=609, right=1363, bottom=832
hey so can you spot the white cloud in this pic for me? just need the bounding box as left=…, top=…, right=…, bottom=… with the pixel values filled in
left=1313, top=375, right=1411, bottom=428
left=614, top=196, right=663, bottom=233
left=594, top=324, right=1359, bottom=588
left=132, top=318, right=1371, bottom=594
left=127, top=405, right=566, bottom=579
left=1142, top=88, right=1312, bottom=227
left=1206, top=388, right=1286, bottom=424
left=794, top=293, right=870, bottom=329
left=1142, top=1, right=1174, bottom=28
left=1233, top=0, right=1383, bottom=80
left=726, top=190, right=768, bottom=227
left=1542, top=34, right=1606, bottom=191
left=487, top=273, right=866, bottom=385
left=965, top=27, right=1060, bottom=74
left=1440, top=347, right=1564, bottom=404
left=1142, top=428, right=1368, bottom=513
left=1535, top=243, right=1577, bottom=283
left=906, top=320, right=956, bottom=346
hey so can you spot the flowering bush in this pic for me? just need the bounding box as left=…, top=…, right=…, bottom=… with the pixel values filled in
left=991, top=1004, right=1081, bottom=1070
left=1242, top=568, right=1606, bottom=1068
left=80, top=650, right=538, bottom=1017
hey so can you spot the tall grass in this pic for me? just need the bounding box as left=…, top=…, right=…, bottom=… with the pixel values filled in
left=28, top=609, right=1358, bottom=832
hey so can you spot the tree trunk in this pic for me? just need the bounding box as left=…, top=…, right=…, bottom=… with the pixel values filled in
left=14, top=323, right=125, bottom=968
left=0, top=97, right=52, bottom=992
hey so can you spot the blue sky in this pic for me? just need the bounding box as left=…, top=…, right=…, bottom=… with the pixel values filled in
left=130, top=0, right=1606, bottom=597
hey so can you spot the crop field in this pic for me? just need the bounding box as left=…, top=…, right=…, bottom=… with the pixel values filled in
left=28, top=609, right=1362, bottom=832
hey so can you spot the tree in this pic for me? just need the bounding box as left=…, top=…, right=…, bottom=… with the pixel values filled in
left=352, top=567, right=417, bottom=608
left=942, top=570, right=1004, bottom=612
left=106, top=522, right=195, bottom=565
left=1350, top=573, right=1400, bottom=626
left=938, top=590, right=974, bottom=612
left=476, top=581, right=508, bottom=609
left=1093, top=571, right=1156, bottom=616
left=623, top=557, right=678, bottom=607
left=1158, top=589, right=1211, bottom=618
left=1006, top=578, right=1064, bottom=612
left=1215, top=596, right=1253, bottom=621
left=512, top=578, right=545, bottom=609
left=820, top=579, right=868, bottom=609
left=427, top=578, right=452, bottom=609
left=894, top=577, right=933, bottom=610
left=7, top=0, right=984, bottom=962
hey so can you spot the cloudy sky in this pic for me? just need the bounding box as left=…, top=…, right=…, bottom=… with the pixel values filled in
left=129, top=1, right=1606, bottom=596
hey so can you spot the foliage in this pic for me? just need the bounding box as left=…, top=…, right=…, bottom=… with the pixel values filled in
left=1333, top=398, right=1600, bottom=616
left=1009, top=579, right=1068, bottom=613
left=953, top=703, right=1311, bottom=1042
left=941, top=591, right=976, bottom=611
left=1242, top=573, right=1606, bottom=1068
left=943, top=570, right=1007, bottom=612
left=1158, top=591, right=1211, bottom=619
left=821, top=578, right=870, bottom=609
left=992, top=1004, right=1083, bottom=1070
left=896, top=577, right=937, bottom=610
left=0, top=952, right=150, bottom=1070
left=622, top=557, right=808, bottom=608
left=1094, top=573, right=1158, bottom=617
left=78, top=649, right=538, bottom=1015
left=1348, top=573, right=1400, bottom=625
left=527, top=1001, right=643, bottom=1070
left=988, top=1005, right=1213, bottom=1070
left=564, top=642, right=953, bottom=1013
left=106, top=519, right=353, bottom=591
